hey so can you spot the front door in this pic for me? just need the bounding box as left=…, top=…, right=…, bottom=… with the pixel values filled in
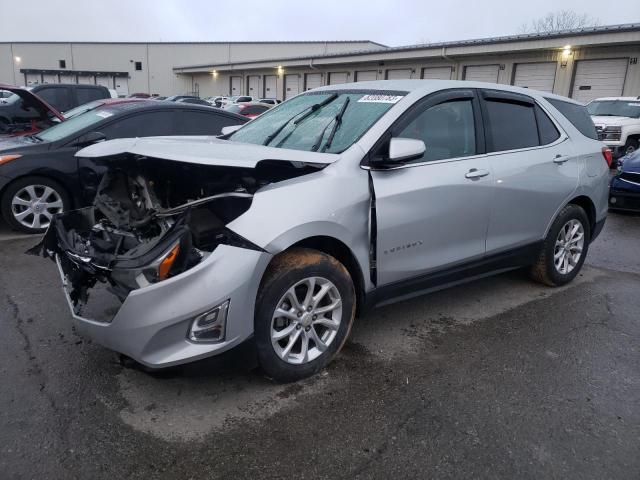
left=371, top=89, right=492, bottom=286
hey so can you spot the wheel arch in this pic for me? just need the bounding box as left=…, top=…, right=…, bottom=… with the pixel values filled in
left=567, top=195, right=596, bottom=236
left=264, top=235, right=367, bottom=317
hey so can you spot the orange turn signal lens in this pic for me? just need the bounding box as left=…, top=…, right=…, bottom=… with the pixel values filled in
left=158, top=243, right=180, bottom=280
left=0, top=154, right=22, bottom=165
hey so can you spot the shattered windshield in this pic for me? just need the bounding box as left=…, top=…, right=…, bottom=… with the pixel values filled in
left=229, top=90, right=406, bottom=153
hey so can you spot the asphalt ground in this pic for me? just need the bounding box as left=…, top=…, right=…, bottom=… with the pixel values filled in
left=1, top=212, right=639, bottom=479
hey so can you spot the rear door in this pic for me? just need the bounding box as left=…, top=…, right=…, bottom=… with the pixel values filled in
left=370, top=89, right=492, bottom=285
left=479, top=89, right=578, bottom=253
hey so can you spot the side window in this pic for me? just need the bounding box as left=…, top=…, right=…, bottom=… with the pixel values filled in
left=396, top=99, right=477, bottom=162
left=36, top=87, right=71, bottom=112
left=483, top=99, right=539, bottom=152
left=535, top=105, right=560, bottom=145
left=177, top=111, right=241, bottom=135
left=99, top=111, right=174, bottom=139
left=76, top=87, right=106, bottom=106
left=545, top=98, right=598, bottom=140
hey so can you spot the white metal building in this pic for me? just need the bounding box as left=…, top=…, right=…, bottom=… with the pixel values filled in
left=2, top=24, right=639, bottom=102
left=0, top=41, right=384, bottom=96
left=173, top=24, right=640, bottom=102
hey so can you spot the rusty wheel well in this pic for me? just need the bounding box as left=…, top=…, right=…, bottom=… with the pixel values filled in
left=276, top=236, right=366, bottom=317
left=568, top=195, right=596, bottom=235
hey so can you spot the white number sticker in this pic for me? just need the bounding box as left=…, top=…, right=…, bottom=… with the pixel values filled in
left=358, top=95, right=404, bottom=104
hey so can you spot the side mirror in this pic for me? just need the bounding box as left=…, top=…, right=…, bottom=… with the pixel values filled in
left=370, top=137, right=426, bottom=169
left=76, top=131, right=106, bottom=147
left=220, top=125, right=243, bottom=136
left=388, top=138, right=426, bottom=162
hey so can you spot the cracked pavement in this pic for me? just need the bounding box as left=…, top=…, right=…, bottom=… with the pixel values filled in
left=0, top=213, right=639, bottom=479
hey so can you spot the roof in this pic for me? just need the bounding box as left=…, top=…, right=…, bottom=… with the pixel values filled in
left=5, top=40, right=387, bottom=47
left=311, top=79, right=586, bottom=104
left=174, top=22, right=640, bottom=71
left=591, top=97, right=640, bottom=101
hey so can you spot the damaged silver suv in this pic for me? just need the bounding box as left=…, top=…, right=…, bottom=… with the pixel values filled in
left=34, top=80, right=610, bottom=382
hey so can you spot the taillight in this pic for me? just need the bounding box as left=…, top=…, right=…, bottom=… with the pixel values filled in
left=602, top=147, right=613, bottom=168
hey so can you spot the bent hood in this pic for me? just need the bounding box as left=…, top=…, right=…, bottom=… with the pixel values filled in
left=0, top=84, right=64, bottom=122
left=620, top=149, right=640, bottom=172
left=76, top=135, right=339, bottom=168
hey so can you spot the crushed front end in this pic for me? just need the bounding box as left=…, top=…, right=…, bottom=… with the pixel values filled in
left=31, top=154, right=285, bottom=367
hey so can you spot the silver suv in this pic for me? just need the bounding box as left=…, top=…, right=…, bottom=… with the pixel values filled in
left=36, top=80, right=610, bottom=382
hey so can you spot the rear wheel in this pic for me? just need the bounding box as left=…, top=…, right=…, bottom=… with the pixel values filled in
left=529, top=204, right=590, bottom=287
left=1, top=176, right=69, bottom=233
left=254, top=248, right=356, bottom=382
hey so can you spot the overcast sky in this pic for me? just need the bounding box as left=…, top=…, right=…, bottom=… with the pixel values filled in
left=2, top=0, right=639, bottom=46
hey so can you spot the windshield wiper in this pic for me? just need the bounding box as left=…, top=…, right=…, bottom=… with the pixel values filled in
left=263, top=93, right=338, bottom=146
left=319, top=97, right=350, bottom=153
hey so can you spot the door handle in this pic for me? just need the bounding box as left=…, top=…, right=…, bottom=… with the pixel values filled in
left=553, top=154, right=570, bottom=164
left=465, top=168, right=490, bottom=179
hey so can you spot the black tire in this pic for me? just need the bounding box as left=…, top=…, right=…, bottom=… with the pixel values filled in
left=254, top=248, right=356, bottom=382
left=1, top=176, right=70, bottom=234
left=529, top=204, right=590, bottom=287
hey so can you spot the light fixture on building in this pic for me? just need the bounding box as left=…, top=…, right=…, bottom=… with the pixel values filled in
left=276, top=65, right=284, bottom=76
left=14, top=56, right=21, bottom=63
left=211, top=70, right=218, bottom=78
left=561, top=45, right=572, bottom=68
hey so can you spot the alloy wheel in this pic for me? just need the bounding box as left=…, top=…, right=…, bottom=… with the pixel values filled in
left=270, top=276, right=342, bottom=365
left=554, top=219, right=584, bottom=275
left=11, top=184, right=63, bottom=230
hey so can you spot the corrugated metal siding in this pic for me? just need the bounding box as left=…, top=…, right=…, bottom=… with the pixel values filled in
left=464, top=64, right=499, bottom=82
left=421, top=67, right=452, bottom=80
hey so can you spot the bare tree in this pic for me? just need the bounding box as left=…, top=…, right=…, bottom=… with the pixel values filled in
left=519, top=10, right=600, bottom=34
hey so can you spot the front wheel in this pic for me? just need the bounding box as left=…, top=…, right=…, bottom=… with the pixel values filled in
left=254, top=248, right=356, bottom=382
left=529, top=204, right=590, bottom=287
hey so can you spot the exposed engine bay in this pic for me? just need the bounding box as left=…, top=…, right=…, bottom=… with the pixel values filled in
left=30, top=153, right=325, bottom=318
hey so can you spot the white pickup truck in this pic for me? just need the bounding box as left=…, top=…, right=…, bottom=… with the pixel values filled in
left=588, top=97, right=640, bottom=162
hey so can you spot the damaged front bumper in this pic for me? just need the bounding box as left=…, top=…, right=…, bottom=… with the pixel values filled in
left=54, top=238, right=271, bottom=367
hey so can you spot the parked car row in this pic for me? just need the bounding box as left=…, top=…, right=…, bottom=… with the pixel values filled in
left=0, top=96, right=248, bottom=232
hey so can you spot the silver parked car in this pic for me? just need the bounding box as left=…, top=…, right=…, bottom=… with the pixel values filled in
left=35, top=80, right=610, bottom=382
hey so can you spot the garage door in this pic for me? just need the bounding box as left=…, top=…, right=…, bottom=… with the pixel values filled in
left=305, top=73, right=322, bottom=91
left=355, top=70, right=377, bottom=82
left=386, top=69, right=412, bottom=79
left=329, top=72, right=349, bottom=85
left=513, top=62, right=556, bottom=92
left=41, top=73, right=58, bottom=84
left=264, top=75, right=277, bottom=99
left=284, top=74, right=300, bottom=99
left=571, top=59, right=628, bottom=103
left=60, top=74, right=76, bottom=84
left=25, top=73, right=41, bottom=86
left=114, top=78, right=129, bottom=97
left=247, top=75, right=261, bottom=98
left=230, top=76, right=242, bottom=96
left=421, top=67, right=452, bottom=80
left=78, top=75, right=95, bottom=85
left=464, top=65, right=499, bottom=82
left=96, top=75, right=113, bottom=88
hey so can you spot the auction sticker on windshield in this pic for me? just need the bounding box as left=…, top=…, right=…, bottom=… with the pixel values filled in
left=95, top=111, right=114, bottom=118
left=357, top=94, right=404, bottom=104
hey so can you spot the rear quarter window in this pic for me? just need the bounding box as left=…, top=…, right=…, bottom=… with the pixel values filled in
left=545, top=98, right=598, bottom=140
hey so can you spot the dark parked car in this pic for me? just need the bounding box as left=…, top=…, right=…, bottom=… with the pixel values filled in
left=0, top=101, right=247, bottom=233
left=176, top=97, right=213, bottom=106
left=609, top=150, right=640, bottom=212
left=165, top=95, right=199, bottom=102
left=224, top=102, right=271, bottom=119
left=0, top=84, right=109, bottom=120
